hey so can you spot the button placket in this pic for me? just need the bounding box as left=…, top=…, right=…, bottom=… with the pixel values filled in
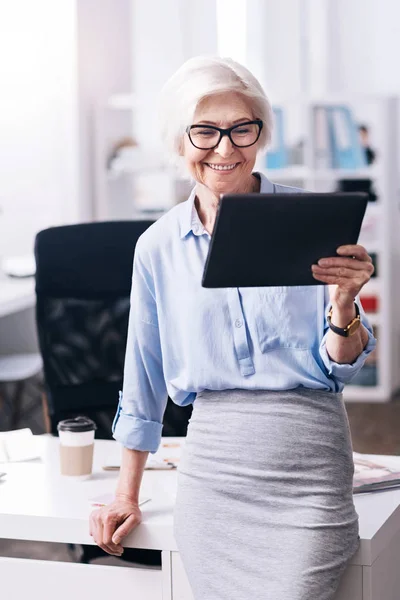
left=227, top=289, right=255, bottom=376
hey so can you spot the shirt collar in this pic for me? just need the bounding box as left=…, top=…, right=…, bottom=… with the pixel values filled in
left=178, top=172, right=275, bottom=239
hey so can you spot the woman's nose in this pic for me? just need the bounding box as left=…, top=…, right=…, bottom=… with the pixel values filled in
left=214, top=134, right=235, bottom=157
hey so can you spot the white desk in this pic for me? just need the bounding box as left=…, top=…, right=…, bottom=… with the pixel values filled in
left=1, top=437, right=400, bottom=600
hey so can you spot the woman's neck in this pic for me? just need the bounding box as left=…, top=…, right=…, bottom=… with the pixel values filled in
left=195, top=173, right=260, bottom=235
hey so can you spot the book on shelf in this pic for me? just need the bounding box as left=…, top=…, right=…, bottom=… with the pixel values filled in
left=328, top=105, right=368, bottom=169
left=336, top=178, right=378, bottom=202
left=360, top=294, right=379, bottom=313
left=312, top=104, right=368, bottom=170
left=369, top=252, right=378, bottom=278
left=313, top=106, right=331, bottom=169
left=353, top=452, right=400, bottom=494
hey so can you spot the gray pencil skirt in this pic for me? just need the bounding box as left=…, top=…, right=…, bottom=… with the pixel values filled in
left=173, top=389, right=359, bottom=600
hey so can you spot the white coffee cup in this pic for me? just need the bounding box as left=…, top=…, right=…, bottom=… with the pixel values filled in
left=57, top=416, right=97, bottom=479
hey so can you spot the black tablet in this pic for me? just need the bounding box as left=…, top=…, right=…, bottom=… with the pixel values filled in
left=202, top=192, right=368, bottom=288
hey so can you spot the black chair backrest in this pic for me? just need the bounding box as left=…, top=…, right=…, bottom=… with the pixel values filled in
left=34, top=221, right=154, bottom=436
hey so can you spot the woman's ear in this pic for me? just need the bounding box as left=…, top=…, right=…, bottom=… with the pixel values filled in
left=178, top=137, right=184, bottom=156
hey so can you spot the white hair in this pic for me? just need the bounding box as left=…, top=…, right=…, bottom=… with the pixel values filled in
left=158, top=56, right=273, bottom=167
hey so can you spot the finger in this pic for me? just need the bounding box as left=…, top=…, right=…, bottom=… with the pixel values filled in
left=311, top=272, right=361, bottom=287
left=312, top=265, right=370, bottom=280
left=89, top=511, right=96, bottom=537
left=317, top=257, right=374, bottom=272
left=112, top=513, right=140, bottom=545
left=336, top=245, right=372, bottom=262
left=92, top=513, right=122, bottom=557
left=103, top=517, right=124, bottom=555
left=312, top=273, right=347, bottom=285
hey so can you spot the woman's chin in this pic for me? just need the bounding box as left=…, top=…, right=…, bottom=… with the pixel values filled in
left=204, top=176, right=240, bottom=195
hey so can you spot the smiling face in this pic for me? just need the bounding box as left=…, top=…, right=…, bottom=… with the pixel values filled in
left=182, top=92, right=260, bottom=195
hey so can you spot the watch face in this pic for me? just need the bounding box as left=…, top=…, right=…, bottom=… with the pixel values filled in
left=348, top=319, right=361, bottom=336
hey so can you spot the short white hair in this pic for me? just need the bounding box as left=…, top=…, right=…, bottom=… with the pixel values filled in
left=159, top=56, right=273, bottom=165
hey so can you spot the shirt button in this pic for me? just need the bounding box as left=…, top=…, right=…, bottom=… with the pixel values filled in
left=235, top=319, right=243, bottom=328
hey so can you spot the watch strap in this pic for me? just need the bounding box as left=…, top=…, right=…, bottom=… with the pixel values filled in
left=327, top=302, right=361, bottom=337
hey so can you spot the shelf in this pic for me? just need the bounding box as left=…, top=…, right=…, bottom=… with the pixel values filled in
left=260, top=166, right=380, bottom=182
left=364, top=313, right=381, bottom=327
left=343, top=385, right=389, bottom=402
left=107, top=164, right=172, bottom=180
left=362, top=278, right=381, bottom=294
left=261, top=166, right=309, bottom=180
left=312, top=167, right=381, bottom=180
left=107, top=94, right=137, bottom=110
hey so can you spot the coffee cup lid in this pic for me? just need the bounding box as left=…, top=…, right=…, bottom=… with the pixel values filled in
left=57, top=416, right=97, bottom=433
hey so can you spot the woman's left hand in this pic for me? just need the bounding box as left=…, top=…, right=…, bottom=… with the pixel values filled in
left=311, top=244, right=375, bottom=308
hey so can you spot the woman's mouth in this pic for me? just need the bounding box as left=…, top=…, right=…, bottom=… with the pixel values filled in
left=205, top=162, right=239, bottom=172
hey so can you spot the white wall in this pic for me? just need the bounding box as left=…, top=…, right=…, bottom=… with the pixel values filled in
left=129, top=0, right=218, bottom=211
left=131, top=0, right=218, bottom=150
left=77, top=0, right=132, bottom=220
left=246, top=0, right=304, bottom=98
left=0, top=0, right=79, bottom=258
left=246, top=0, right=400, bottom=97
left=323, top=0, right=400, bottom=95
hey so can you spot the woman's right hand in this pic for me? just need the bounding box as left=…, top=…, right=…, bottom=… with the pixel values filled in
left=89, top=496, right=142, bottom=556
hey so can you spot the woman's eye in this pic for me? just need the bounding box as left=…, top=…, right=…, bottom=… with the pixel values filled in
left=235, top=127, right=250, bottom=134
left=198, top=130, right=216, bottom=136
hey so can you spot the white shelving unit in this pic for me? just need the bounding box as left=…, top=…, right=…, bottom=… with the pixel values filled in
left=93, top=94, right=192, bottom=221
left=256, top=96, right=400, bottom=402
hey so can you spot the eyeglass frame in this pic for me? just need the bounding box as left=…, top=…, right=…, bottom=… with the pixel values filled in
left=185, top=119, right=264, bottom=150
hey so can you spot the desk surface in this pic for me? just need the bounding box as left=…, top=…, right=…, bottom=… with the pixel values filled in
left=0, top=275, right=35, bottom=318
left=0, top=436, right=179, bottom=551
left=1, top=436, right=400, bottom=566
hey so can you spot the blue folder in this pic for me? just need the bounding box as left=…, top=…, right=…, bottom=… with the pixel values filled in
left=328, top=105, right=367, bottom=169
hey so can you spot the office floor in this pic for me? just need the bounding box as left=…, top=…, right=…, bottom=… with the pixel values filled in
left=1, top=383, right=400, bottom=563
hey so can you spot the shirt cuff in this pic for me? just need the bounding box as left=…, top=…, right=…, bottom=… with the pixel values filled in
left=319, top=326, right=377, bottom=384
left=112, top=393, right=163, bottom=454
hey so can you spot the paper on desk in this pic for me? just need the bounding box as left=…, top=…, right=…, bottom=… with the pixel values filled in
left=103, top=439, right=182, bottom=471
left=0, top=428, right=41, bottom=462
left=353, top=452, right=400, bottom=494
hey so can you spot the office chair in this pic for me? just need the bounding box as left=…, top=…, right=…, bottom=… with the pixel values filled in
left=34, top=221, right=192, bottom=566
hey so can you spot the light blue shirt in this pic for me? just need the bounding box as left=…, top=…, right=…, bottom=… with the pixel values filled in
left=113, top=173, right=376, bottom=453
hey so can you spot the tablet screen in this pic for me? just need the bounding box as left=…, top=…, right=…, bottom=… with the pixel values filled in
left=202, top=192, right=368, bottom=288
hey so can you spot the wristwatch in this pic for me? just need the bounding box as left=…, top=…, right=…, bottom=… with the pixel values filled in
left=327, top=303, right=361, bottom=337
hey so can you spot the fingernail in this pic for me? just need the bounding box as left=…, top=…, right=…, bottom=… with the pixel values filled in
left=318, top=259, right=328, bottom=266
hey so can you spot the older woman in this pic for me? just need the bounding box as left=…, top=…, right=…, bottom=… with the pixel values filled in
left=89, top=56, right=376, bottom=600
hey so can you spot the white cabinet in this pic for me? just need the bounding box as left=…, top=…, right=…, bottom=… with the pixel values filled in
left=171, top=552, right=195, bottom=600
left=0, top=558, right=163, bottom=600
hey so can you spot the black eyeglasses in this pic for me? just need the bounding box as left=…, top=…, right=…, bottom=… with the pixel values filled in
left=186, top=120, right=263, bottom=150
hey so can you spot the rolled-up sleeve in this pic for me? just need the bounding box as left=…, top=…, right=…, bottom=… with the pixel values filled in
left=112, top=240, right=168, bottom=453
left=319, top=289, right=377, bottom=385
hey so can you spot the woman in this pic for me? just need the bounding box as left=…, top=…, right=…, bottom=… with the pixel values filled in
left=89, top=56, right=376, bottom=600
